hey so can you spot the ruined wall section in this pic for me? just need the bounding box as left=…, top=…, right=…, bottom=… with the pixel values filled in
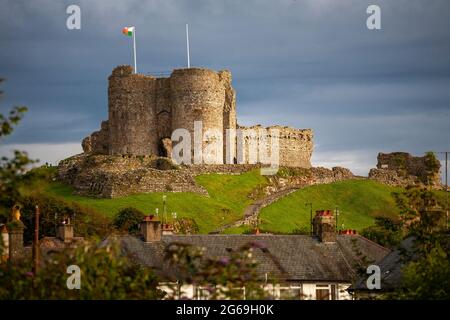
left=277, top=126, right=313, bottom=168
left=238, top=125, right=313, bottom=168
left=82, top=120, right=110, bottom=154
left=369, top=152, right=441, bottom=188
left=108, top=65, right=158, bottom=156
left=219, top=70, right=237, bottom=163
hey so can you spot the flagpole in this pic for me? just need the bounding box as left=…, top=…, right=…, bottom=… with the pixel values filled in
left=186, top=24, right=190, bottom=68
left=133, top=27, right=137, bottom=74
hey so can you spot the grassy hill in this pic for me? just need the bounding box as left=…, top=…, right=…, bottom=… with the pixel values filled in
left=259, top=180, right=403, bottom=233
left=44, top=170, right=267, bottom=234
left=13, top=166, right=448, bottom=236
left=44, top=172, right=408, bottom=234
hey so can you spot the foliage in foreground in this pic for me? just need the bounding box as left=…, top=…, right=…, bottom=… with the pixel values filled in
left=0, top=80, right=37, bottom=211
left=386, top=187, right=450, bottom=300
left=0, top=241, right=164, bottom=300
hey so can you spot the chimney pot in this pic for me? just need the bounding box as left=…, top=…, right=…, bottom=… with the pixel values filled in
left=140, top=216, right=162, bottom=241
left=312, top=209, right=336, bottom=243
left=8, top=206, right=25, bottom=262
left=57, top=222, right=74, bottom=242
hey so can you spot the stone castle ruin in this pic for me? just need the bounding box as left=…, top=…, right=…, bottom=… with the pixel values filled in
left=82, top=65, right=313, bottom=168
left=369, top=152, right=441, bottom=188
left=57, top=66, right=441, bottom=198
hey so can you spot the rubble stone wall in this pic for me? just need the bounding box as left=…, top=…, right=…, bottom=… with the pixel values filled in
left=368, top=152, right=441, bottom=188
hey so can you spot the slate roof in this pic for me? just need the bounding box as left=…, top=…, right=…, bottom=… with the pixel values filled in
left=350, top=237, right=415, bottom=292
left=104, top=234, right=390, bottom=283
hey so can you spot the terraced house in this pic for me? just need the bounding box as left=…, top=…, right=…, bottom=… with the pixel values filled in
left=104, top=210, right=389, bottom=300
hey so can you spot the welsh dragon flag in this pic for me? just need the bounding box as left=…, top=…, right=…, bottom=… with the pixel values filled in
left=122, top=26, right=135, bottom=36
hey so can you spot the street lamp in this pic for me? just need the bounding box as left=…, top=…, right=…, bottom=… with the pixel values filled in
left=305, top=202, right=313, bottom=236
left=335, top=206, right=340, bottom=232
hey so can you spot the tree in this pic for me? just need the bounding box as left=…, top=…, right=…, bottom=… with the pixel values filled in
left=388, top=187, right=450, bottom=299
left=113, top=207, right=145, bottom=234
left=361, top=216, right=402, bottom=249
left=0, top=78, right=37, bottom=211
left=393, top=187, right=446, bottom=255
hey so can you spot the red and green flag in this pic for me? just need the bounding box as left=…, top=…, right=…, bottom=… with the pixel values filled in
left=122, top=26, right=135, bottom=37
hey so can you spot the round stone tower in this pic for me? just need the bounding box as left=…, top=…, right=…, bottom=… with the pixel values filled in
left=108, top=65, right=158, bottom=155
left=170, top=68, right=227, bottom=163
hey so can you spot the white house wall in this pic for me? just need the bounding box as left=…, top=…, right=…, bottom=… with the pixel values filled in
left=158, top=282, right=353, bottom=300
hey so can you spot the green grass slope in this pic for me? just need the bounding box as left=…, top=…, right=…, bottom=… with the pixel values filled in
left=44, top=170, right=267, bottom=234
left=259, top=179, right=403, bottom=233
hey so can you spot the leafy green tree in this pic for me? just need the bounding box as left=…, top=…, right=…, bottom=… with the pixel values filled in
left=388, top=187, right=450, bottom=299
left=397, top=244, right=450, bottom=300
left=394, top=187, right=446, bottom=255
left=361, top=216, right=402, bottom=249
left=0, top=78, right=37, bottom=212
left=113, top=207, right=145, bottom=234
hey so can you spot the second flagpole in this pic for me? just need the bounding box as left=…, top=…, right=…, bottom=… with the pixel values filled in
left=186, top=24, right=190, bottom=68
left=133, top=27, right=137, bottom=74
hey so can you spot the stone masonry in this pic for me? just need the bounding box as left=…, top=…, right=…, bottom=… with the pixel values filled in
left=368, top=152, right=441, bottom=188
left=82, top=65, right=313, bottom=168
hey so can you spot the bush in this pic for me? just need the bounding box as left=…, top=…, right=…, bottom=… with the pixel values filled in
left=113, top=207, right=145, bottom=234
left=172, top=217, right=199, bottom=234
left=360, top=216, right=402, bottom=248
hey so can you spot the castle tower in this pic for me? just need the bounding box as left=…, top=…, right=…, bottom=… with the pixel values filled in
left=108, top=65, right=159, bottom=156
left=81, top=65, right=313, bottom=168
left=170, top=68, right=232, bottom=164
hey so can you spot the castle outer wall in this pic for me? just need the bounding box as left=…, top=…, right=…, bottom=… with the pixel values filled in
left=82, top=65, right=313, bottom=168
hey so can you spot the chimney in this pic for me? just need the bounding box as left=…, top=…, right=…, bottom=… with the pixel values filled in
left=313, top=210, right=336, bottom=243
left=57, top=217, right=74, bottom=242
left=140, top=215, right=162, bottom=242
left=8, top=205, right=26, bottom=262
left=1, top=224, right=9, bottom=261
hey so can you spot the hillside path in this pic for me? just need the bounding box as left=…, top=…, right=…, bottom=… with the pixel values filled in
left=210, top=187, right=299, bottom=234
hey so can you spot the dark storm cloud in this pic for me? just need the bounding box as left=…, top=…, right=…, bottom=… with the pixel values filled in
left=0, top=0, right=449, bottom=174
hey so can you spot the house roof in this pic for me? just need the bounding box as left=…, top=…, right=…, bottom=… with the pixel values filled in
left=39, top=236, right=85, bottom=249
left=103, top=234, right=390, bottom=283
left=350, top=237, right=415, bottom=292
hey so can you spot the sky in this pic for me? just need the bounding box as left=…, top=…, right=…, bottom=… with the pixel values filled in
left=0, top=0, right=449, bottom=177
